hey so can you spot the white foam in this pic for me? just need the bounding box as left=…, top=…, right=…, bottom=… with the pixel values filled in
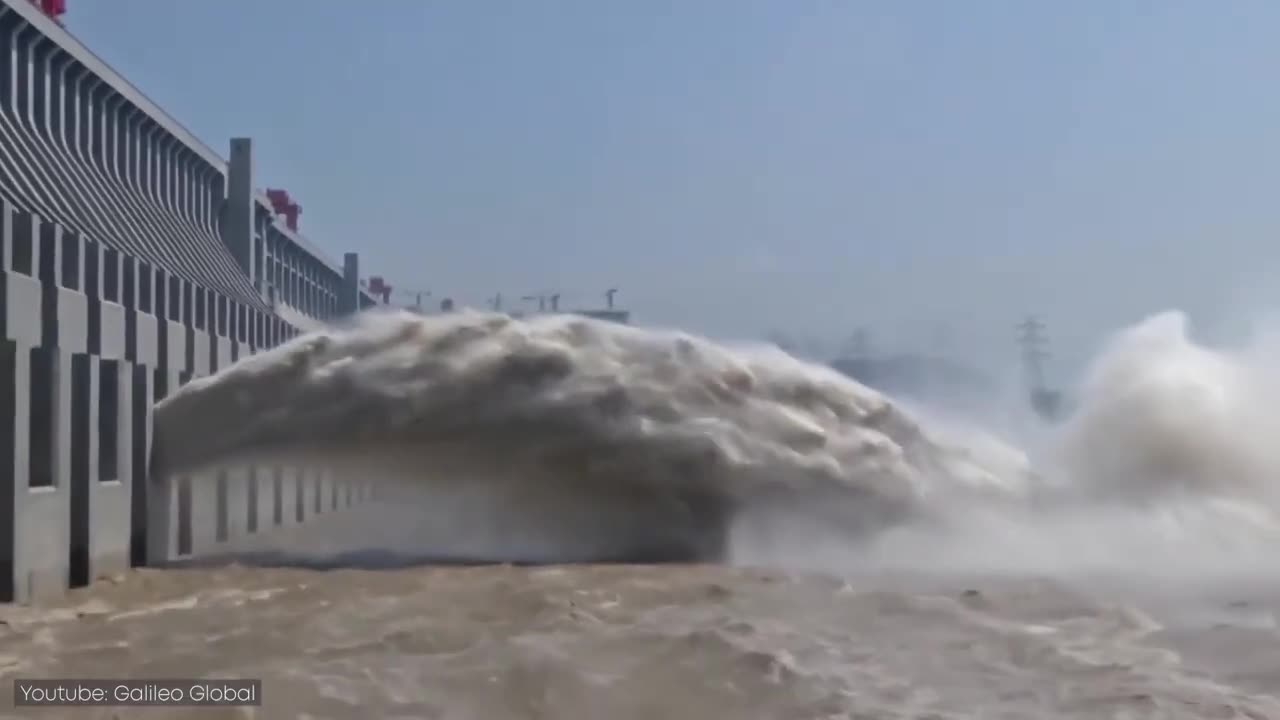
left=152, top=309, right=1024, bottom=563
left=151, top=307, right=1280, bottom=574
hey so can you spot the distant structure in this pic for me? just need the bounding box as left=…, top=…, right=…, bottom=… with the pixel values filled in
left=576, top=309, right=631, bottom=323
left=503, top=289, right=630, bottom=324
left=408, top=289, right=431, bottom=310
left=575, top=289, right=630, bottom=324
left=1016, top=316, right=1063, bottom=420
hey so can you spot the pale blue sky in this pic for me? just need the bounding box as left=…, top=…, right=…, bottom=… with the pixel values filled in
left=68, top=1, right=1280, bottom=383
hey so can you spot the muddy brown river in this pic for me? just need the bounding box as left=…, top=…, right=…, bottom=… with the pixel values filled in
left=0, top=503, right=1277, bottom=719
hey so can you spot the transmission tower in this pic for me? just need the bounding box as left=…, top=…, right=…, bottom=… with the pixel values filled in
left=1015, top=316, right=1050, bottom=392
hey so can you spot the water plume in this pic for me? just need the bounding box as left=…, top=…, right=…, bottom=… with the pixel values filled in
left=152, top=307, right=1280, bottom=576
left=151, top=309, right=1020, bottom=564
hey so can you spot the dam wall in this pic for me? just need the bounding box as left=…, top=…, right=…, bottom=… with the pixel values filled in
left=0, top=200, right=376, bottom=604
left=0, top=0, right=385, bottom=603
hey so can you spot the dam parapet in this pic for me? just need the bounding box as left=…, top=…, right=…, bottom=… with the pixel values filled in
left=0, top=0, right=385, bottom=603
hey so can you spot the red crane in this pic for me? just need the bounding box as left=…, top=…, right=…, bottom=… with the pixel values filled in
left=366, top=276, right=392, bottom=304
left=265, top=188, right=302, bottom=231
left=28, top=0, right=66, bottom=23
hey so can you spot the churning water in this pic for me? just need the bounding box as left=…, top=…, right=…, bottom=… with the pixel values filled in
left=153, top=307, right=1280, bottom=578
left=7, top=308, right=1279, bottom=718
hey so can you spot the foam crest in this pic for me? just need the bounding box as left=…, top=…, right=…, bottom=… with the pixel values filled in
left=152, top=309, right=1022, bottom=563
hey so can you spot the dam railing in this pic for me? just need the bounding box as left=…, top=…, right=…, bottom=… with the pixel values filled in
left=0, top=0, right=385, bottom=604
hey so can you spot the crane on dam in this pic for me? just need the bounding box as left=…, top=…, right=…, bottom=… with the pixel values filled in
left=26, top=0, right=66, bottom=23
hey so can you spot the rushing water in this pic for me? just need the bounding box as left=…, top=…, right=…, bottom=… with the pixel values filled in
left=3, top=308, right=1280, bottom=718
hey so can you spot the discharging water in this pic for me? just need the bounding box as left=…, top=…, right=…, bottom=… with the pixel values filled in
left=3, top=308, right=1280, bottom=718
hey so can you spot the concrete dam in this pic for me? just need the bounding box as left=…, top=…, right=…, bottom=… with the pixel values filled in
left=0, top=0, right=386, bottom=604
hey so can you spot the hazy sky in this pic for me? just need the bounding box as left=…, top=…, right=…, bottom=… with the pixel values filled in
left=69, top=1, right=1280, bottom=384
